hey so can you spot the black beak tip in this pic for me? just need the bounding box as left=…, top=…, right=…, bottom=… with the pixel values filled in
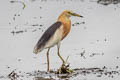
left=80, top=15, right=84, bottom=18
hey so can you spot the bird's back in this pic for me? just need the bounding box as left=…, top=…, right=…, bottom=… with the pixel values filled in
left=33, top=21, right=62, bottom=54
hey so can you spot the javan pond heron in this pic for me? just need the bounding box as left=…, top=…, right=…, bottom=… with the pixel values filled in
left=33, top=10, right=83, bottom=72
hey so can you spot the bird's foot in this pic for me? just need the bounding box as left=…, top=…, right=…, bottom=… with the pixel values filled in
left=57, top=63, right=73, bottom=74
left=57, top=56, right=73, bottom=74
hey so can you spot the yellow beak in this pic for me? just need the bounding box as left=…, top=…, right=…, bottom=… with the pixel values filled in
left=71, top=13, right=83, bottom=18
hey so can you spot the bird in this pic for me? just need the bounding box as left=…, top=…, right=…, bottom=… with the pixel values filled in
left=33, top=10, right=83, bottom=72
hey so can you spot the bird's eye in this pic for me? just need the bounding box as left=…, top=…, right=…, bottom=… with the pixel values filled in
left=68, top=12, right=71, bottom=14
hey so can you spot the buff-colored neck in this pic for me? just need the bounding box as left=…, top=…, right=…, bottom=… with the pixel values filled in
left=57, top=12, right=71, bottom=40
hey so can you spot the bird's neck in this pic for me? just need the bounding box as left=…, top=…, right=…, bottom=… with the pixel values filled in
left=57, top=16, right=71, bottom=40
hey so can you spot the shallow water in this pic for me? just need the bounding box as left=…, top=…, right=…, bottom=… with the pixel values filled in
left=0, top=0, right=120, bottom=80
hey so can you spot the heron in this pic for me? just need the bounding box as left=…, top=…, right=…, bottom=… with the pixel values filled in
left=33, top=10, right=83, bottom=72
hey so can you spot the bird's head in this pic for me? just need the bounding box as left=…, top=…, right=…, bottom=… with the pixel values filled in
left=59, top=10, right=83, bottom=18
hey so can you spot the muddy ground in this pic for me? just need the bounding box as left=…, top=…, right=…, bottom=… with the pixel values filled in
left=0, top=66, right=119, bottom=80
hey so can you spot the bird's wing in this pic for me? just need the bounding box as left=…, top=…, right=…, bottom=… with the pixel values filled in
left=36, top=21, right=62, bottom=50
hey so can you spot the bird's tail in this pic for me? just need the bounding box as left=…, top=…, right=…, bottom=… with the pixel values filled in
left=33, top=46, right=38, bottom=54
left=33, top=45, right=43, bottom=54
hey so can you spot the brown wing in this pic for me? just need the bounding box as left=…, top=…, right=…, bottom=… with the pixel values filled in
left=35, top=21, right=62, bottom=50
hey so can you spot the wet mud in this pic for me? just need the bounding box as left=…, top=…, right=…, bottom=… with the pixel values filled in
left=97, top=0, right=120, bottom=5
left=0, top=66, right=119, bottom=80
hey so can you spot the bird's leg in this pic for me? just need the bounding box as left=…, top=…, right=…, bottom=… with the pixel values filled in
left=46, top=48, right=50, bottom=72
left=57, top=43, right=73, bottom=74
left=57, top=44, right=65, bottom=64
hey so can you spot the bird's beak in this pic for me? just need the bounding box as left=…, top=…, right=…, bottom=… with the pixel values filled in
left=71, top=13, right=83, bottom=18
